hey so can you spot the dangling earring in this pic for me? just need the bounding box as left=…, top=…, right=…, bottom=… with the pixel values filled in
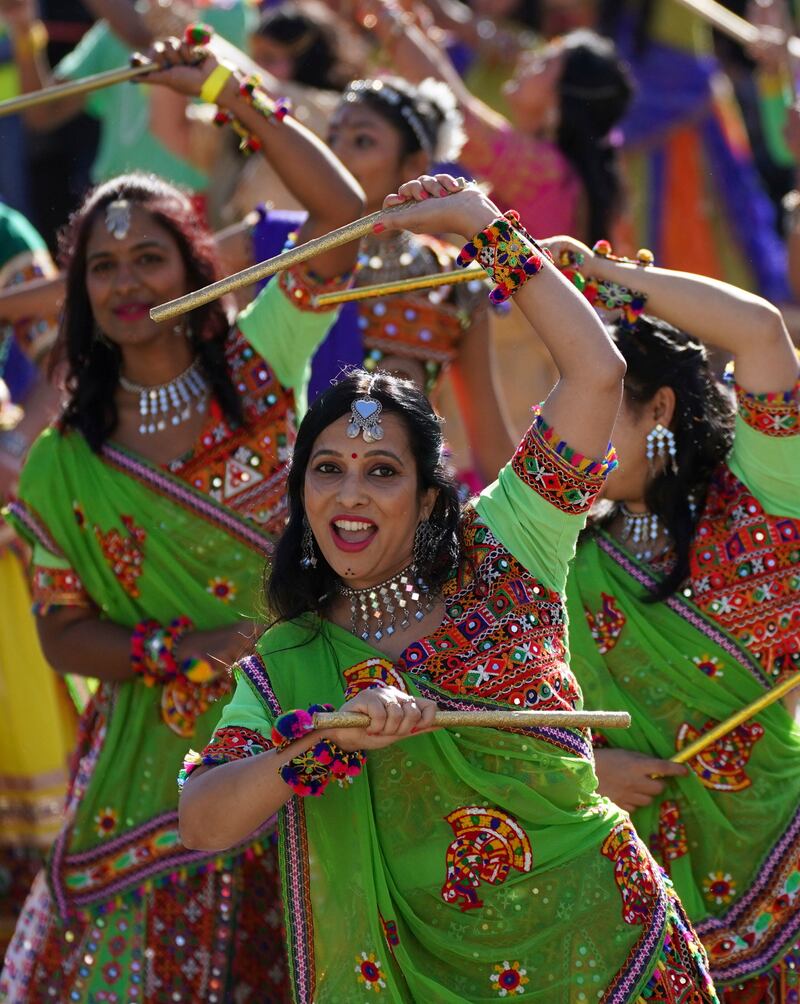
left=645, top=423, right=677, bottom=475
left=413, top=516, right=443, bottom=571
left=301, top=515, right=318, bottom=569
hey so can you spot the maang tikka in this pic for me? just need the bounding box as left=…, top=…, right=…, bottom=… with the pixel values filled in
left=347, top=395, right=384, bottom=443
left=105, top=199, right=132, bottom=240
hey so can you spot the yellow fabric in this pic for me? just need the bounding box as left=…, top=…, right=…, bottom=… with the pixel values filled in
left=0, top=549, right=75, bottom=847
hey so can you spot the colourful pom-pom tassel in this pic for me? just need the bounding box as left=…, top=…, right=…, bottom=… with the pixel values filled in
left=184, top=22, right=213, bottom=46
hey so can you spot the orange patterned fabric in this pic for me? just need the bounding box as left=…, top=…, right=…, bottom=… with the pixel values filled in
left=735, top=381, right=800, bottom=438
left=31, top=564, right=91, bottom=613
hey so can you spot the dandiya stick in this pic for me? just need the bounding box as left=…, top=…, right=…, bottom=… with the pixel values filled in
left=0, top=61, right=155, bottom=118
left=312, top=709, right=631, bottom=730
left=669, top=0, right=800, bottom=58
left=670, top=671, right=800, bottom=765
left=150, top=204, right=411, bottom=323
left=313, top=265, right=486, bottom=307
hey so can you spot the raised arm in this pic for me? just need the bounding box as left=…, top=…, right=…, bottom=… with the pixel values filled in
left=143, top=36, right=365, bottom=279
left=560, top=237, right=799, bottom=394
left=381, top=176, right=626, bottom=460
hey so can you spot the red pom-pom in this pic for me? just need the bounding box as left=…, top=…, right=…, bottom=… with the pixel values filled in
left=184, top=22, right=213, bottom=46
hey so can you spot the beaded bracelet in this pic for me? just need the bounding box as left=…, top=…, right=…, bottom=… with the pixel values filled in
left=272, top=705, right=367, bottom=796
left=130, top=616, right=199, bottom=686
left=213, top=73, right=291, bottom=155
left=457, top=211, right=551, bottom=305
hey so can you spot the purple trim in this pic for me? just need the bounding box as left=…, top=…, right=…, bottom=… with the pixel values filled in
left=603, top=886, right=668, bottom=1004
left=101, top=444, right=275, bottom=557
left=695, top=807, right=800, bottom=981
left=413, top=681, right=594, bottom=761
left=597, top=534, right=771, bottom=689
left=238, top=653, right=316, bottom=1004
left=5, top=498, right=64, bottom=557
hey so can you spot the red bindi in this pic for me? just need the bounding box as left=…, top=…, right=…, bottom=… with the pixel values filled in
left=351, top=453, right=358, bottom=459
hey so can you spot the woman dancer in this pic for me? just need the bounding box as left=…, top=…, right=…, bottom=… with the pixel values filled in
left=558, top=237, right=800, bottom=999
left=0, top=35, right=363, bottom=1003
left=179, top=175, right=718, bottom=1003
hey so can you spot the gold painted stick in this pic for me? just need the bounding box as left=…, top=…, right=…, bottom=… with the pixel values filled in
left=151, top=205, right=409, bottom=323
left=313, top=709, right=631, bottom=730
left=669, top=0, right=800, bottom=57
left=670, top=672, right=800, bottom=765
left=313, top=265, right=486, bottom=307
left=0, top=62, right=155, bottom=118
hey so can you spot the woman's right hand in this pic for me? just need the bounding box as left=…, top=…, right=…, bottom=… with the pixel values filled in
left=594, top=748, right=687, bottom=814
left=321, top=685, right=439, bottom=752
left=135, top=35, right=221, bottom=100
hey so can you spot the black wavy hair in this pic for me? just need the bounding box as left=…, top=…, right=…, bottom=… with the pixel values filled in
left=254, top=1, right=349, bottom=91
left=341, top=76, right=450, bottom=161
left=557, top=30, right=634, bottom=244
left=598, top=315, right=735, bottom=600
left=54, top=173, right=243, bottom=451
left=266, top=369, right=464, bottom=623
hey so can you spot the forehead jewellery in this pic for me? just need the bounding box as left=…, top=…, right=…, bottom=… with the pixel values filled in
left=105, top=198, right=132, bottom=240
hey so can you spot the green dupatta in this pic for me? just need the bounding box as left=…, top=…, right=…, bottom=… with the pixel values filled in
left=234, top=616, right=698, bottom=1004
left=4, top=427, right=273, bottom=917
left=566, top=531, right=800, bottom=985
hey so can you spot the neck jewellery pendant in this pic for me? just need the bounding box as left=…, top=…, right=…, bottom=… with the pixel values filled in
left=338, top=564, right=436, bottom=642
left=119, top=358, right=208, bottom=435
left=619, top=504, right=666, bottom=561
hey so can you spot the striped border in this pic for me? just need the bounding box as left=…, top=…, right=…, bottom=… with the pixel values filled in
left=5, top=498, right=65, bottom=558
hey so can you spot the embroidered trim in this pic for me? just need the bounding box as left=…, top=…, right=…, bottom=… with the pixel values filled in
left=278, top=260, right=353, bottom=312
left=735, top=381, right=800, bottom=437
left=512, top=408, right=617, bottom=514
left=179, top=725, right=274, bottom=789
left=31, top=564, right=91, bottom=613
left=5, top=498, right=65, bottom=558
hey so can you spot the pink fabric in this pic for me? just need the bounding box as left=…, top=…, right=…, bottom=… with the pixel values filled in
left=463, top=123, right=582, bottom=238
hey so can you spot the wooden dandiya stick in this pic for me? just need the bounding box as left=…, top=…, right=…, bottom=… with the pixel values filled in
left=0, top=61, right=155, bottom=118
left=150, top=204, right=412, bottom=323
left=670, top=671, right=800, bottom=765
left=670, top=0, right=800, bottom=58
left=312, top=709, right=631, bottom=730
left=313, top=265, right=486, bottom=308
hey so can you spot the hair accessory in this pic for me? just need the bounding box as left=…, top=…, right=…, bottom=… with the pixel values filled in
left=119, top=358, right=208, bottom=435
left=646, top=423, right=677, bottom=474
left=619, top=504, right=667, bottom=563
left=343, top=78, right=433, bottom=155
left=457, top=211, right=551, bottom=304
left=347, top=395, right=384, bottom=443
left=301, top=515, right=318, bottom=569
left=105, top=199, right=132, bottom=240
left=338, top=562, right=435, bottom=642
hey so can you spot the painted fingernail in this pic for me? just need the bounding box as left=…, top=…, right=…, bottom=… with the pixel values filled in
left=372, top=222, right=385, bottom=234
left=420, top=191, right=430, bottom=199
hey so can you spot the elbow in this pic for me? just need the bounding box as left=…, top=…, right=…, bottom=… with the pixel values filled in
left=340, top=184, right=366, bottom=225
left=178, top=809, right=227, bottom=853
left=756, top=301, right=789, bottom=344
left=597, top=345, right=627, bottom=389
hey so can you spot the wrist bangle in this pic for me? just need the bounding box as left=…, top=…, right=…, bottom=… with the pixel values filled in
left=457, top=210, right=551, bottom=304
left=199, top=64, right=234, bottom=105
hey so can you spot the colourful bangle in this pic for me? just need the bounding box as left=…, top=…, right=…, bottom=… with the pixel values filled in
left=199, top=64, right=234, bottom=105
left=279, top=739, right=366, bottom=797
left=457, top=210, right=551, bottom=305
left=271, top=704, right=334, bottom=748
left=130, top=615, right=193, bottom=686
left=555, top=240, right=653, bottom=329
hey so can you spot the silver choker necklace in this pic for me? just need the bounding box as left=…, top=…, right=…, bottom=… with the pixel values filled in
left=338, top=564, right=436, bottom=642
left=119, top=358, right=208, bottom=435
left=619, top=504, right=667, bottom=561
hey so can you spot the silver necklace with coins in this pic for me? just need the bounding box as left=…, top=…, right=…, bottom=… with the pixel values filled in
left=618, top=503, right=669, bottom=562
left=337, top=564, right=436, bottom=643
left=119, top=359, right=209, bottom=435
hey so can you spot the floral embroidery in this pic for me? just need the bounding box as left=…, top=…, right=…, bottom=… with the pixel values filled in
left=94, top=515, right=146, bottom=598
left=178, top=725, right=270, bottom=788
left=490, top=960, right=529, bottom=996
left=355, top=951, right=387, bottom=993
left=93, top=807, right=118, bottom=839
left=692, top=654, right=724, bottom=678
left=601, top=820, right=660, bottom=926
left=688, top=466, right=800, bottom=682
left=585, top=593, right=627, bottom=654
left=735, top=381, right=799, bottom=437
left=703, top=871, right=737, bottom=906
left=343, top=658, right=408, bottom=700
left=649, top=801, right=689, bottom=877
left=31, top=565, right=91, bottom=614
left=441, top=806, right=533, bottom=912
left=675, top=719, right=764, bottom=792
left=206, top=576, right=237, bottom=603
left=511, top=407, right=617, bottom=515
left=400, top=513, right=581, bottom=713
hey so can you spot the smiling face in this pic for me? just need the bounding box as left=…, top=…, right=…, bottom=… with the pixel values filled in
left=85, top=205, right=189, bottom=347
left=327, top=101, right=427, bottom=212
left=303, top=410, right=438, bottom=587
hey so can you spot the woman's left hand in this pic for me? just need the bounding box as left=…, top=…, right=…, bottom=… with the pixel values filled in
left=135, top=36, right=221, bottom=99
left=380, top=174, right=499, bottom=241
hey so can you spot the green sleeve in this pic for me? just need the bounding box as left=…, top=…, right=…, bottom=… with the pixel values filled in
left=55, top=23, right=120, bottom=118
left=728, top=417, right=800, bottom=519
left=236, top=279, right=339, bottom=418
left=213, top=667, right=275, bottom=738
left=474, top=410, right=616, bottom=595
